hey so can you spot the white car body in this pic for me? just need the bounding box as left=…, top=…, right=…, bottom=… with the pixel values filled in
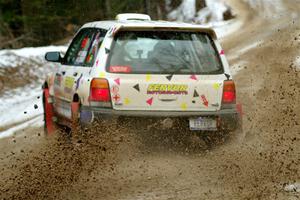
left=44, top=14, right=240, bottom=131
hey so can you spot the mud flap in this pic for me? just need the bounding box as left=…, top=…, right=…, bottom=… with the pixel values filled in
left=236, top=103, right=243, bottom=130
left=71, top=102, right=80, bottom=132
left=232, top=103, right=244, bottom=143
left=43, top=88, right=55, bottom=135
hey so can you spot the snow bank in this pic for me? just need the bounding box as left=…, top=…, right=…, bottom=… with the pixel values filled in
left=295, top=56, right=300, bottom=70
left=284, top=182, right=300, bottom=193
left=167, top=0, right=239, bottom=39
left=0, top=116, right=43, bottom=139
left=0, top=86, right=44, bottom=139
left=196, top=0, right=231, bottom=24
left=0, top=45, right=67, bottom=68
left=168, top=0, right=196, bottom=22
left=168, top=0, right=232, bottom=23
left=0, top=45, right=67, bottom=138
left=244, top=0, right=292, bottom=18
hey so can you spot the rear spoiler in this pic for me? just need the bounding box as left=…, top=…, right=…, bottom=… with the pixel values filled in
left=108, top=25, right=217, bottom=39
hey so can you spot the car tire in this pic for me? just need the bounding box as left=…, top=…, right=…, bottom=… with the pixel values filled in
left=227, top=113, right=245, bottom=144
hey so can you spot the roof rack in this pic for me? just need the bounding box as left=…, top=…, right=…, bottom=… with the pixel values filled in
left=115, top=13, right=151, bottom=21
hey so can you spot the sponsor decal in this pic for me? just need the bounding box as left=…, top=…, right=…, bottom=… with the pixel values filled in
left=114, top=78, right=120, bottom=85
left=111, top=85, right=119, bottom=94
left=146, top=97, right=153, bottom=106
left=147, top=84, right=188, bottom=95
left=109, top=65, right=131, bottom=73
left=124, top=97, right=130, bottom=105
left=99, top=72, right=106, bottom=78
left=111, top=85, right=121, bottom=105
left=193, top=89, right=199, bottom=97
left=166, top=74, right=173, bottom=81
left=181, top=103, right=187, bottom=110
left=190, top=74, right=197, bottom=80
left=146, top=74, right=151, bottom=82
left=105, top=48, right=110, bottom=54
left=64, top=77, right=74, bottom=88
left=64, top=76, right=75, bottom=93
left=133, top=84, right=140, bottom=92
left=113, top=94, right=121, bottom=103
left=81, top=37, right=89, bottom=48
left=54, top=74, right=62, bottom=86
left=75, top=74, right=83, bottom=90
left=213, top=83, right=221, bottom=90
left=201, top=95, right=209, bottom=107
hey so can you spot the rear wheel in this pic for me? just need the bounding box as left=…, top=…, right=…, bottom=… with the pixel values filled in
left=227, top=114, right=244, bottom=143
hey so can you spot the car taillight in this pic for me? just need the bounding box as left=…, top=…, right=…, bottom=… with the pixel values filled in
left=222, top=80, right=236, bottom=104
left=89, top=78, right=111, bottom=102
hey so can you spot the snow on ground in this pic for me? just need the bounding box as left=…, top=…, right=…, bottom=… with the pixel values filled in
left=284, top=182, right=300, bottom=193
left=0, top=86, right=43, bottom=127
left=167, top=0, right=196, bottom=22
left=209, top=18, right=242, bottom=39
left=0, top=45, right=66, bottom=68
left=0, top=85, right=44, bottom=139
left=168, top=0, right=231, bottom=23
left=295, top=56, right=300, bottom=70
left=166, top=0, right=241, bottom=39
left=245, top=0, right=286, bottom=18
left=0, top=117, right=43, bottom=139
left=230, top=60, right=248, bottom=76
left=227, top=40, right=264, bottom=61
left=196, top=0, right=231, bottom=23
left=0, top=45, right=66, bottom=139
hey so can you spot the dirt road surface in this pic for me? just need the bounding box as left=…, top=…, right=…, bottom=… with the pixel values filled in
left=1, top=0, right=299, bottom=199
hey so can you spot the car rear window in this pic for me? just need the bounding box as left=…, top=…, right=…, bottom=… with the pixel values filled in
left=107, top=30, right=223, bottom=74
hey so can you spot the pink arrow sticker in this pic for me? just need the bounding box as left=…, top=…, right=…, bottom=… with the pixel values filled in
left=114, top=78, right=120, bottom=85
left=220, top=50, right=225, bottom=55
left=190, top=75, right=197, bottom=80
left=146, top=97, right=153, bottom=106
left=201, top=95, right=209, bottom=107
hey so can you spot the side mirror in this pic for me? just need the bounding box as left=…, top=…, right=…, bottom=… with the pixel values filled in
left=45, top=52, right=62, bottom=63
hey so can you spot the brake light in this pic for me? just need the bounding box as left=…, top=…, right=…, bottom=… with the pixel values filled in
left=222, top=80, right=236, bottom=104
left=89, top=78, right=111, bottom=102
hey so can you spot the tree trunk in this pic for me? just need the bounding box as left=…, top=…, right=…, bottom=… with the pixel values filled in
left=144, top=0, right=151, bottom=15
left=104, top=0, right=112, bottom=19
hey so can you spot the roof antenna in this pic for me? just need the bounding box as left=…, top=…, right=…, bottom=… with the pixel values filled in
left=225, top=73, right=230, bottom=80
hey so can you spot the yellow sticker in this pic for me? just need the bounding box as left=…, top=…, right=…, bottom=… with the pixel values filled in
left=147, top=84, right=188, bottom=95
left=181, top=103, right=187, bottom=110
left=213, top=83, right=221, bottom=90
left=64, top=77, right=75, bottom=88
left=146, top=74, right=151, bottom=82
left=124, top=98, right=130, bottom=105
left=99, top=72, right=106, bottom=78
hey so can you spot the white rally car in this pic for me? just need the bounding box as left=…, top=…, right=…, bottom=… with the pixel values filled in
left=43, top=13, right=242, bottom=136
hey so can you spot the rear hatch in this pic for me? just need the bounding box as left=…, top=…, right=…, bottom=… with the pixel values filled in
left=107, top=30, right=224, bottom=111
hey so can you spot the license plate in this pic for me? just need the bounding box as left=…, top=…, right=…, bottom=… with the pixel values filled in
left=189, top=117, right=217, bottom=131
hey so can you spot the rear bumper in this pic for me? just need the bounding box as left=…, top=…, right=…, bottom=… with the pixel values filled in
left=80, top=106, right=241, bottom=131
left=81, top=106, right=238, bottom=117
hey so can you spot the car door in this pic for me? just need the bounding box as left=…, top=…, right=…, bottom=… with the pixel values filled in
left=57, top=28, right=106, bottom=119
left=71, top=28, right=107, bottom=104
left=53, top=28, right=94, bottom=118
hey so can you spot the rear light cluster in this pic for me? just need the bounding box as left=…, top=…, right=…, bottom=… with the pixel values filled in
left=222, top=80, right=236, bottom=104
left=89, top=78, right=111, bottom=107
